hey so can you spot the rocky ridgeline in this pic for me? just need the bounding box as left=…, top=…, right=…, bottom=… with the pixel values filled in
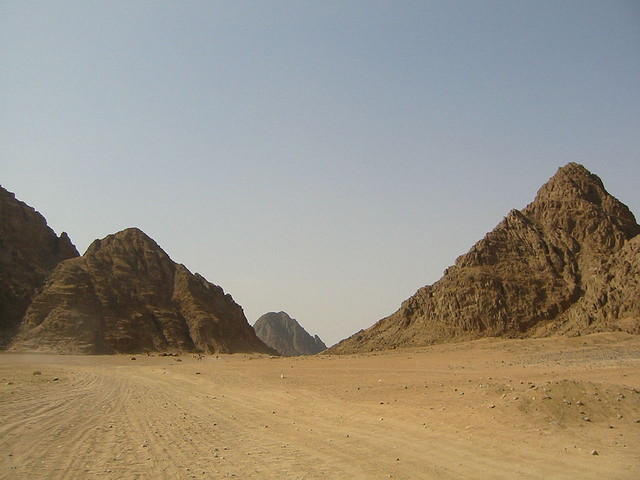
left=9, top=228, right=275, bottom=355
left=330, top=163, right=640, bottom=354
left=254, top=311, right=327, bottom=356
left=0, top=186, right=79, bottom=347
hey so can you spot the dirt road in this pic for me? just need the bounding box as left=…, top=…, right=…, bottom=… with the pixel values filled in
left=1, top=332, right=639, bottom=479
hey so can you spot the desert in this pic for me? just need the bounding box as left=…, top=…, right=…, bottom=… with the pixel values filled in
left=3, top=4, right=640, bottom=479
left=2, top=332, right=639, bottom=479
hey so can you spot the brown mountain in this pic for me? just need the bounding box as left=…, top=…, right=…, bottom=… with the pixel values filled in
left=330, top=163, right=640, bottom=354
left=254, top=311, right=327, bottom=356
left=0, top=186, right=79, bottom=347
left=10, top=227, right=275, bottom=355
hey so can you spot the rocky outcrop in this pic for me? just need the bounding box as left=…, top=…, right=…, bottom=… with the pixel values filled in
left=254, top=311, right=327, bottom=356
left=330, top=163, right=640, bottom=354
left=10, top=228, right=276, bottom=354
left=0, top=186, right=79, bottom=347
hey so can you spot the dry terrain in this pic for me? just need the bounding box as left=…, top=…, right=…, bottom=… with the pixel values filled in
left=1, top=332, right=639, bottom=479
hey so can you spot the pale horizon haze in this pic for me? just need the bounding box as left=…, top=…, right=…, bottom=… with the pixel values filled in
left=2, top=1, right=639, bottom=347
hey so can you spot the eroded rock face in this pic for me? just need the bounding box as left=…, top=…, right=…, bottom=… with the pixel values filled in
left=330, top=163, right=640, bottom=354
left=254, top=311, right=327, bottom=356
left=0, top=186, right=79, bottom=347
left=10, top=228, right=275, bottom=354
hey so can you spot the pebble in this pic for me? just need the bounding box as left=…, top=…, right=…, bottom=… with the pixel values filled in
left=591, top=450, right=598, bottom=456
left=582, top=416, right=591, bottom=422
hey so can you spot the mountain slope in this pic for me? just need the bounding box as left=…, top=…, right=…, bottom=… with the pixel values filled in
left=10, top=228, right=275, bottom=354
left=330, top=163, right=640, bottom=354
left=254, top=311, right=327, bottom=356
left=0, top=186, right=79, bottom=347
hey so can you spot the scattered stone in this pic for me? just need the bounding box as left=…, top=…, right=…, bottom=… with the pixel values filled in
left=488, top=404, right=496, bottom=409
left=130, top=357, right=136, bottom=360
left=582, top=417, right=591, bottom=422
left=52, top=377, right=59, bottom=382
left=591, top=450, right=598, bottom=456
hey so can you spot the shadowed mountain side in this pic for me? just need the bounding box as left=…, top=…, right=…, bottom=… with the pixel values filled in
left=9, top=228, right=276, bottom=355
left=254, top=311, right=327, bottom=356
left=0, top=186, right=79, bottom=347
left=329, top=163, right=640, bottom=354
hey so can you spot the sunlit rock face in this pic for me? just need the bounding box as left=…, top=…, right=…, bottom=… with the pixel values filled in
left=330, top=163, right=640, bottom=354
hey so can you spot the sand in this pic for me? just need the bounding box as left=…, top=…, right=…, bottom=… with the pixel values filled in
left=1, top=332, right=639, bottom=479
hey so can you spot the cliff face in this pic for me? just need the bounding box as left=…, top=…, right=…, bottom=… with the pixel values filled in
left=10, top=228, right=275, bottom=354
left=254, top=311, right=327, bottom=356
left=0, top=186, right=79, bottom=347
left=330, top=163, right=640, bottom=354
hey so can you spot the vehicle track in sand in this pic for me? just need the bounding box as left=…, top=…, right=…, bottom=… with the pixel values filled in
left=1, top=333, right=639, bottom=479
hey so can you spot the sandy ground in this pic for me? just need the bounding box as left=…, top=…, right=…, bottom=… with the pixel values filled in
left=1, top=332, right=639, bottom=479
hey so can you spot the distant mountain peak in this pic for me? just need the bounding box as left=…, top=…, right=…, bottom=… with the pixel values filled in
left=254, top=312, right=327, bottom=356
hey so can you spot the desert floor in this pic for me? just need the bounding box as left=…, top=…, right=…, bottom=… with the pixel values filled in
left=1, top=332, right=639, bottom=479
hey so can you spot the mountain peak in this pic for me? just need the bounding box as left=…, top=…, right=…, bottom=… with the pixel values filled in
left=254, top=312, right=327, bottom=356
left=330, top=164, right=640, bottom=354
left=10, top=228, right=274, bottom=355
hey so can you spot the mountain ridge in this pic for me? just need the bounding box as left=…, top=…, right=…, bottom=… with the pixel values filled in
left=0, top=186, right=79, bottom=347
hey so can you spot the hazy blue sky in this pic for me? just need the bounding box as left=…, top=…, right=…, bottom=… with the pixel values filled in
left=2, top=1, right=639, bottom=346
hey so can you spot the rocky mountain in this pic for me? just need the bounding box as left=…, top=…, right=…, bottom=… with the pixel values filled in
left=330, top=163, right=640, bottom=354
left=10, top=227, right=276, bottom=355
left=0, top=186, right=79, bottom=347
left=254, top=311, right=327, bottom=356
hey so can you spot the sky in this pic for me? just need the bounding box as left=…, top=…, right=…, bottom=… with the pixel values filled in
left=1, top=1, right=639, bottom=347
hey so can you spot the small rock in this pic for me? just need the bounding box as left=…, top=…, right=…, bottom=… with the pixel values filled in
left=195, top=372, right=201, bottom=375
left=582, top=416, right=591, bottom=422
left=577, top=400, right=584, bottom=406
left=130, top=357, right=136, bottom=361
left=488, top=404, right=495, bottom=409
left=591, top=450, right=598, bottom=456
